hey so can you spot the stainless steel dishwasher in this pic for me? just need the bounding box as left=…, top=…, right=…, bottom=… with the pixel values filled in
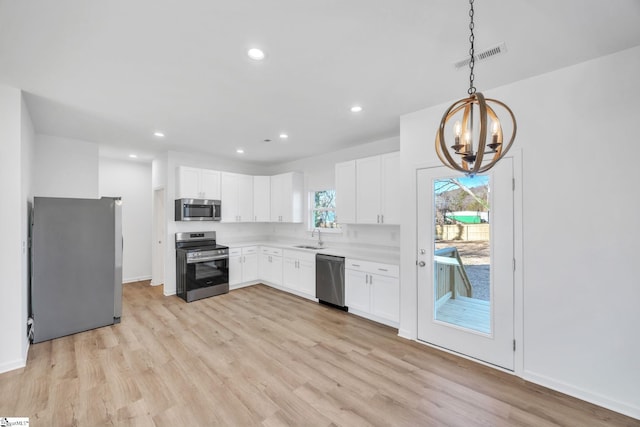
left=315, top=254, right=347, bottom=310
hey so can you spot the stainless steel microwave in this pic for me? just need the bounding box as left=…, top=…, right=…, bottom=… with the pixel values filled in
left=175, top=198, right=221, bottom=221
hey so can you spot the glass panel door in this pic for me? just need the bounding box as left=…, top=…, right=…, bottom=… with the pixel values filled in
left=417, top=158, right=514, bottom=370
left=434, top=175, right=491, bottom=334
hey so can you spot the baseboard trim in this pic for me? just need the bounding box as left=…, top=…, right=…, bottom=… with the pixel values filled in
left=524, top=370, right=640, bottom=420
left=398, top=328, right=414, bottom=340
left=123, top=275, right=152, bottom=284
left=229, top=281, right=259, bottom=291
left=0, top=356, right=26, bottom=375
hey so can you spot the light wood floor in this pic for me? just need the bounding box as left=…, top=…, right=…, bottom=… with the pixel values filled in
left=0, top=281, right=637, bottom=426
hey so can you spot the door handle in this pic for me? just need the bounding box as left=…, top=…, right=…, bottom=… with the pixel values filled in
left=418, top=261, right=426, bottom=267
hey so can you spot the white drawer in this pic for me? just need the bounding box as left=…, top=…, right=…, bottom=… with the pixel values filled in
left=261, top=246, right=283, bottom=257
left=284, top=249, right=316, bottom=262
left=242, top=246, right=257, bottom=255
left=229, top=248, right=242, bottom=257
left=345, top=258, right=399, bottom=277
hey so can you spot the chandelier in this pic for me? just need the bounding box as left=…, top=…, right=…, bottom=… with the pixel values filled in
left=435, top=0, right=516, bottom=176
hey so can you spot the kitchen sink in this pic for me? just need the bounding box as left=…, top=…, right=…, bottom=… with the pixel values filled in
left=293, top=245, right=326, bottom=250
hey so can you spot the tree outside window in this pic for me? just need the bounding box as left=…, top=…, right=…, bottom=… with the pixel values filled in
left=311, top=190, right=339, bottom=229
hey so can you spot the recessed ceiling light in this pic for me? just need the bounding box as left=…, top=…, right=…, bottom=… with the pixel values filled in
left=153, top=131, right=165, bottom=137
left=350, top=105, right=363, bottom=113
left=236, top=148, right=245, bottom=154
left=247, top=48, right=265, bottom=61
left=279, top=133, right=288, bottom=139
left=129, top=154, right=138, bottom=158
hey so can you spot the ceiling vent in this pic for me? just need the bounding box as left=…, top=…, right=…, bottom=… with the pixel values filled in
left=454, top=42, right=507, bottom=69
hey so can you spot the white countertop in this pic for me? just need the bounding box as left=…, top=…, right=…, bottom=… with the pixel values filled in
left=222, top=240, right=400, bottom=265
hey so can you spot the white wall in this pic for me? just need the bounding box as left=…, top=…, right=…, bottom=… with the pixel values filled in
left=400, top=46, right=640, bottom=418
left=99, top=158, right=152, bottom=283
left=0, top=86, right=33, bottom=373
left=34, top=134, right=99, bottom=198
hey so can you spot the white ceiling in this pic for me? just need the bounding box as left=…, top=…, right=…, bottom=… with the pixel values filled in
left=2, top=0, right=640, bottom=165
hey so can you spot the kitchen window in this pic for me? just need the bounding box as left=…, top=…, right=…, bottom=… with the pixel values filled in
left=310, top=190, right=340, bottom=231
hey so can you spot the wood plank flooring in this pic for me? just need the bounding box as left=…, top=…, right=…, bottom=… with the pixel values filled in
left=0, top=281, right=637, bottom=426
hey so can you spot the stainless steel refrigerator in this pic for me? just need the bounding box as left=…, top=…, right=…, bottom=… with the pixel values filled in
left=31, top=196, right=123, bottom=343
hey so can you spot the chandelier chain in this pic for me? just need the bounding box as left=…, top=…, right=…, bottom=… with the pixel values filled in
left=468, top=0, right=476, bottom=95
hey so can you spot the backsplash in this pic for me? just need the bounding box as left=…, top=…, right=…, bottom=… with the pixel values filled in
left=265, top=222, right=400, bottom=250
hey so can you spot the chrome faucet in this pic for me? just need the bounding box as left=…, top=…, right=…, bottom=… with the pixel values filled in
left=312, top=228, right=324, bottom=247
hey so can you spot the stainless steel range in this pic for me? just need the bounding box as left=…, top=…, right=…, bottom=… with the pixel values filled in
left=175, top=231, right=229, bottom=302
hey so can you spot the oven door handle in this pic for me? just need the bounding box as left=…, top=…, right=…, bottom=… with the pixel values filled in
left=187, top=254, right=229, bottom=263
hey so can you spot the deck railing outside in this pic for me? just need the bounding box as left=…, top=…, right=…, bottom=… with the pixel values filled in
left=434, top=247, right=473, bottom=306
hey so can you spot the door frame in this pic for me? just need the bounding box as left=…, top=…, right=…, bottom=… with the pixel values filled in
left=152, top=186, right=165, bottom=286
left=412, top=150, right=524, bottom=375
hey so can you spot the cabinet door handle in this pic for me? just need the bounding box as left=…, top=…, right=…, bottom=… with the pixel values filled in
left=381, top=214, right=384, bottom=223
left=377, top=214, right=380, bottom=223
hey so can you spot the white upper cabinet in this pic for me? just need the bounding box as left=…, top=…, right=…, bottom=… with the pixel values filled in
left=335, top=160, right=356, bottom=224
left=221, top=172, right=253, bottom=222
left=237, top=174, right=254, bottom=221
left=253, top=176, right=271, bottom=222
left=380, top=152, right=401, bottom=224
left=355, top=155, right=382, bottom=224
left=176, top=166, right=221, bottom=200
left=270, top=172, right=303, bottom=223
left=337, top=152, right=400, bottom=225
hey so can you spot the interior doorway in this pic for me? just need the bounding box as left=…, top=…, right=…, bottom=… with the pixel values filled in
left=152, top=187, right=165, bottom=286
left=416, top=158, right=515, bottom=370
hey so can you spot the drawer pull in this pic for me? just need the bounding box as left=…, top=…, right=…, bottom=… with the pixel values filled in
left=378, top=268, right=388, bottom=272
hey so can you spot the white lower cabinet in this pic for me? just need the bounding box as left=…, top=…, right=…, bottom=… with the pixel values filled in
left=345, top=258, right=399, bottom=327
left=282, top=249, right=316, bottom=299
left=258, top=247, right=283, bottom=286
left=229, top=246, right=258, bottom=288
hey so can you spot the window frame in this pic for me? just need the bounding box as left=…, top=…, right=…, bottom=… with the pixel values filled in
left=308, top=189, right=342, bottom=233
